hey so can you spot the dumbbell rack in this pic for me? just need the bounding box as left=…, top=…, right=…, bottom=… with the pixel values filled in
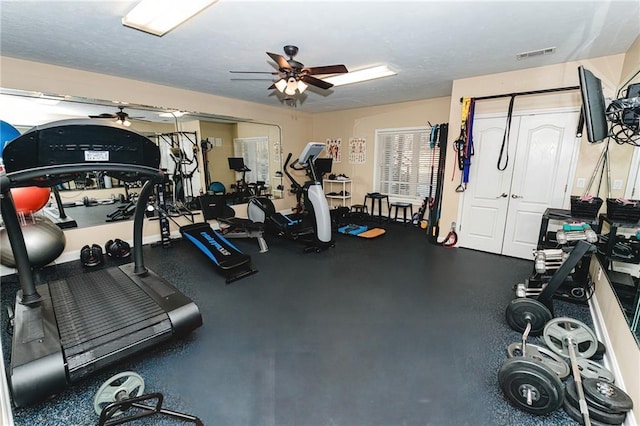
left=531, top=208, right=601, bottom=305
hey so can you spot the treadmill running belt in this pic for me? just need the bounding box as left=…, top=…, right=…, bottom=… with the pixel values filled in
left=49, top=267, right=172, bottom=379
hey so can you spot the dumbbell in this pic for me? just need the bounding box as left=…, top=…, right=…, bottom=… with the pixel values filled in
left=80, top=244, right=104, bottom=267
left=556, top=223, right=598, bottom=245
left=105, top=239, right=131, bottom=259
left=533, top=249, right=569, bottom=274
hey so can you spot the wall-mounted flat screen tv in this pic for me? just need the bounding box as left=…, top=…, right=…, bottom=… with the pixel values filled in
left=578, top=65, right=609, bottom=143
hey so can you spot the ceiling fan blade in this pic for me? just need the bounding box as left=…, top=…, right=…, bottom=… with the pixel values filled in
left=301, top=75, right=333, bottom=90
left=88, top=113, right=116, bottom=119
left=304, top=65, right=348, bottom=75
left=267, top=52, right=292, bottom=71
left=267, top=83, right=276, bottom=90
left=230, top=71, right=279, bottom=75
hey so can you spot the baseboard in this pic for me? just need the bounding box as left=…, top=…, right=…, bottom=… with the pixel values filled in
left=589, top=296, right=638, bottom=426
left=0, top=230, right=187, bottom=277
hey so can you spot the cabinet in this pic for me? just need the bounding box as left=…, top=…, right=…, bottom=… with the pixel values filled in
left=323, top=179, right=351, bottom=208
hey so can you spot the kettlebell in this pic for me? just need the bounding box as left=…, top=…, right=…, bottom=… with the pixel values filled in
left=80, top=244, right=104, bottom=267
left=105, top=238, right=131, bottom=259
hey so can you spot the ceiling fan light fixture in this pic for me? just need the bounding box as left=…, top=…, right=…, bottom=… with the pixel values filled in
left=324, top=64, right=397, bottom=87
left=122, top=0, right=218, bottom=36
left=285, top=77, right=298, bottom=96
left=274, top=78, right=288, bottom=93
left=116, top=117, right=131, bottom=127
left=297, top=80, right=308, bottom=94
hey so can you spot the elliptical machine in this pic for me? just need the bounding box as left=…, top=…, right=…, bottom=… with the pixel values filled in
left=248, top=142, right=333, bottom=253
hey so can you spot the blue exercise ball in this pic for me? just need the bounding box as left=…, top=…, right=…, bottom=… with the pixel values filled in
left=209, top=181, right=226, bottom=195
left=0, top=120, right=21, bottom=159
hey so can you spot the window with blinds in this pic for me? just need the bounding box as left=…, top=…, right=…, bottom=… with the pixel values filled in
left=233, top=136, right=270, bottom=183
left=374, top=127, right=440, bottom=200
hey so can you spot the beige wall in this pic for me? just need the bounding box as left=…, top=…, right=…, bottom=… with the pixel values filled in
left=311, top=97, right=451, bottom=207
left=199, top=121, right=237, bottom=188
left=441, top=54, right=629, bottom=236
left=620, top=34, right=640, bottom=84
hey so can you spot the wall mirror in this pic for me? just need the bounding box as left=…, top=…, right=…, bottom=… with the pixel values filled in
left=0, top=88, right=283, bottom=228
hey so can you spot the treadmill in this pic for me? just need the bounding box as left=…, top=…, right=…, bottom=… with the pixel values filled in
left=0, top=119, right=202, bottom=407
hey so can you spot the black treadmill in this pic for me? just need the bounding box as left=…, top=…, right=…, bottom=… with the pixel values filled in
left=0, top=119, right=202, bottom=407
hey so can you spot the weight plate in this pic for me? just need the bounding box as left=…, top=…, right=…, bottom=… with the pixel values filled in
left=93, top=371, right=145, bottom=416
left=586, top=341, right=606, bottom=361
left=563, top=399, right=616, bottom=426
left=543, top=317, right=597, bottom=359
left=565, top=378, right=627, bottom=424
left=498, top=357, right=564, bottom=415
left=576, top=359, right=615, bottom=383
left=507, top=342, right=570, bottom=379
left=505, top=298, right=552, bottom=336
left=582, top=378, right=634, bottom=412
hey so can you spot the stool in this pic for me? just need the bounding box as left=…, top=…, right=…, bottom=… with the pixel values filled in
left=389, top=202, right=413, bottom=225
left=351, top=204, right=368, bottom=214
left=364, top=193, right=389, bottom=223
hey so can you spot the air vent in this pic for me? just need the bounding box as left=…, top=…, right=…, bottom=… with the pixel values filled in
left=516, top=47, right=556, bottom=60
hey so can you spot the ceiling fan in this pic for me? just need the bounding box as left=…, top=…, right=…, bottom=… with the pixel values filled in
left=88, top=106, right=141, bottom=126
left=230, top=45, right=348, bottom=96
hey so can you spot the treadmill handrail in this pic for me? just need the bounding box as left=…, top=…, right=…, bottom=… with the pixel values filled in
left=0, top=163, right=164, bottom=189
left=0, top=166, right=163, bottom=305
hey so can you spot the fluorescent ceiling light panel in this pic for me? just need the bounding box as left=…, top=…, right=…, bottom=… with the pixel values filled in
left=324, top=65, right=397, bottom=87
left=122, top=0, right=218, bottom=36
left=159, top=111, right=186, bottom=118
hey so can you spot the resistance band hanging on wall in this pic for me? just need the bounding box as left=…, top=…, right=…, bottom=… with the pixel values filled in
left=427, top=123, right=449, bottom=244
left=497, top=95, right=515, bottom=171
left=453, top=98, right=475, bottom=192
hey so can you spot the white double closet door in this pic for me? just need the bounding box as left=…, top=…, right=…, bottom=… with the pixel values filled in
left=458, top=109, right=580, bottom=259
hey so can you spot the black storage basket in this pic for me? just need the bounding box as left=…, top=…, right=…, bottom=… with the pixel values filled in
left=570, top=196, right=603, bottom=219
left=606, top=198, right=640, bottom=223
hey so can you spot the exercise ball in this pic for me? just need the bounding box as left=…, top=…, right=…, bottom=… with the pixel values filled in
left=0, top=215, right=66, bottom=268
left=0, top=120, right=20, bottom=159
left=209, top=181, right=226, bottom=195
left=10, top=186, right=51, bottom=214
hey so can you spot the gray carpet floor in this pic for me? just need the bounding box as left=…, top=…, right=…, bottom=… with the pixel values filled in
left=1, top=222, right=598, bottom=425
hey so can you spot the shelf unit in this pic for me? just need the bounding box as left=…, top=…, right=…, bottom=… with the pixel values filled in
left=537, top=208, right=601, bottom=249
left=323, top=179, right=351, bottom=208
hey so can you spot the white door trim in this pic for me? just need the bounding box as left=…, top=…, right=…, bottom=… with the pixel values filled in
left=625, top=149, right=640, bottom=199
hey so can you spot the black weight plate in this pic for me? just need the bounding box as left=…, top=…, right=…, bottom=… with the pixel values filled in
left=590, top=341, right=606, bottom=360
left=582, top=386, right=628, bottom=416
left=565, top=379, right=627, bottom=424
left=563, top=399, right=618, bottom=426
left=583, top=378, right=634, bottom=412
left=505, top=298, right=552, bottom=336
left=498, top=357, right=564, bottom=415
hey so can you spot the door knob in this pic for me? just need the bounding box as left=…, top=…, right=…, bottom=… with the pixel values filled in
left=511, top=194, right=523, bottom=199
left=496, top=193, right=508, bottom=198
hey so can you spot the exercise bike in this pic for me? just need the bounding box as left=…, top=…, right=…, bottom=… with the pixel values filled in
left=248, top=142, right=334, bottom=253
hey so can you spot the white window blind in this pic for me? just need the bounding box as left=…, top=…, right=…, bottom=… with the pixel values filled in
left=375, top=127, right=440, bottom=200
left=233, top=137, right=270, bottom=183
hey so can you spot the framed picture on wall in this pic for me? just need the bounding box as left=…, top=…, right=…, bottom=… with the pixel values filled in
left=326, top=138, right=341, bottom=163
left=349, top=137, right=366, bottom=164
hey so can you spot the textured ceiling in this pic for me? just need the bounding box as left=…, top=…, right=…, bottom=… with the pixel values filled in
left=1, top=1, right=639, bottom=114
